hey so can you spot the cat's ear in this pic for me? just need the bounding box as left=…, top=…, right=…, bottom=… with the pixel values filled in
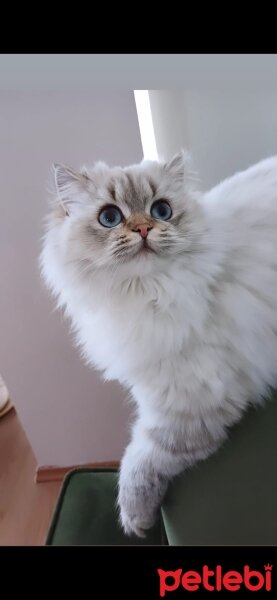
left=52, top=163, right=90, bottom=216
left=164, top=149, right=192, bottom=181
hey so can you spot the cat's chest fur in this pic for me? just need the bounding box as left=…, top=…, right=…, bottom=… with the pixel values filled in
left=71, top=267, right=210, bottom=383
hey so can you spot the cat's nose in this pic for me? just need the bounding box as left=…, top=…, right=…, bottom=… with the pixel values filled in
left=133, top=224, right=153, bottom=239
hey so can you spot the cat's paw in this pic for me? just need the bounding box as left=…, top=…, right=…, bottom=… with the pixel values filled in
left=118, top=483, right=158, bottom=538
left=118, top=465, right=168, bottom=538
left=119, top=505, right=156, bottom=538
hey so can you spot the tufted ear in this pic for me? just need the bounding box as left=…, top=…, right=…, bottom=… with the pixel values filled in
left=52, top=163, right=90, bottom=216
left=164, top=149, right=192, bottom=181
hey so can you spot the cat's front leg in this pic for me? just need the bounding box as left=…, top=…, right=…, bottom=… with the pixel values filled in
left=118, top=414, right=227, bottom=537
left=118, top=420, right=190, bottom=538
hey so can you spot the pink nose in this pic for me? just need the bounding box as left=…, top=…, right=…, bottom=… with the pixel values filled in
left=133, top=224, right=153, bottom=239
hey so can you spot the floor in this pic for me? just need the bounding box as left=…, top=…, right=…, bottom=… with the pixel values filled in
left=0, top=408, right=61, bottom=545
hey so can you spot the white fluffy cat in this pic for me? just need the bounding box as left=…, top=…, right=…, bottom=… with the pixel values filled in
left=40, top=151, right=277, bottom=537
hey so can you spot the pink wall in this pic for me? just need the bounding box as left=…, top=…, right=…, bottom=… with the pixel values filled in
left=0, top=90, right=143, bottom=467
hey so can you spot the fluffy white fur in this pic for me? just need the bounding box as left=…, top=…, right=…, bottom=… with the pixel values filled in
left=40, top=152, right=277, bottom=537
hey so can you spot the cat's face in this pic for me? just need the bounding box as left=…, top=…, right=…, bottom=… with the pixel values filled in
left=49, top=151, right=200, bottom=277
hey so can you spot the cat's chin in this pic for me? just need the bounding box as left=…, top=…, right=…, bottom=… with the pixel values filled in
left=115, top=242, right=157, bottom=264
left=135, top=246, right=156, bottom=257
left=128, top=246, right=158, bottom=266
left=110, top=250, right=169, bottom=279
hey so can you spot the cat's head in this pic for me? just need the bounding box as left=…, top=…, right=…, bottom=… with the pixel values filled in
left=45, top=150, right=202, bottom=279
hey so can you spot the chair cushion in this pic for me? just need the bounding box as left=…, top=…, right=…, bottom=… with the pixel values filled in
left=162, top=396, right=277, bottom=545
left=46, top=468, right=166, bottom=545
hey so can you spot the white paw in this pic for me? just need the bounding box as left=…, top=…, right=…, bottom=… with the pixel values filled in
left=119, top=502, right=157, bottom=538
left=117, top=445, right=168, bottom=538
left=118, top=475, right=163, bottom=538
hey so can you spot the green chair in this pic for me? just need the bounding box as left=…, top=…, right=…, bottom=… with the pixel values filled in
left=46, top=394, right=277, bottom=545
left=46, top=468, right=167, bottom=545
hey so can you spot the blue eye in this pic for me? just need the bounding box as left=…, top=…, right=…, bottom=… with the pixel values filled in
left=98, top=206, right=123, bottom=228
left=150, top=200, right=172, bottom=221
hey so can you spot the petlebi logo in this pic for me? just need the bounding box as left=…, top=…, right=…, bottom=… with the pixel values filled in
left=158, top=564, right=273, bottom=594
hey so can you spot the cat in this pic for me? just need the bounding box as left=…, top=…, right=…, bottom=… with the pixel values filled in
left=40, top=150, right=277, bottom=537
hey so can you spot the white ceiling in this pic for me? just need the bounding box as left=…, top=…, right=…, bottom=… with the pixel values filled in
left=0, top=54, right=277, bottom=90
